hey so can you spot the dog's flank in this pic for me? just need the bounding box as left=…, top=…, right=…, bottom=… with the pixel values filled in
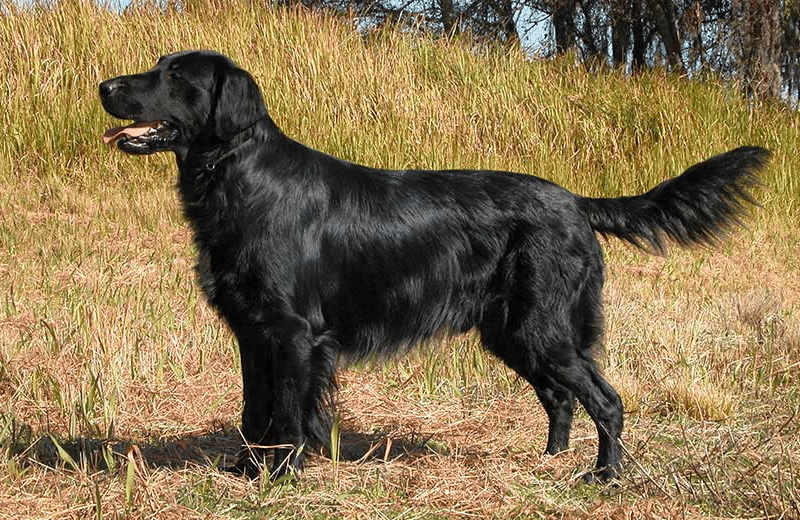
left=99, top=50, right=769, bottom=482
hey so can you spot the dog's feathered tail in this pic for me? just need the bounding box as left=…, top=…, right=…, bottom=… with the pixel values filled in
left=579, top=146, right=771, bottom=255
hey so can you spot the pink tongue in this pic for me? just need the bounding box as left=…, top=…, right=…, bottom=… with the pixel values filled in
left=102, top=121, right=160, bottom=145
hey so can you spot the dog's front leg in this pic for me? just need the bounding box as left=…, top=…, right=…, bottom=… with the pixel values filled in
left=227, top=321, right=317, bottom=480
left=227, top=323, right=276, bottom=478
left=267, top=325, right=313, bottom=479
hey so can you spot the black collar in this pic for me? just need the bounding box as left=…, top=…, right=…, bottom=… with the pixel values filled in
left=203, top=118, right=264, bottom=171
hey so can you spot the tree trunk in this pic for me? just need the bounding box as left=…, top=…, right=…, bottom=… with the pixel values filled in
left=611, top=0, right=630, bottom=67
left=438, top=0, right=458, bottom=36
left=577, top=0, right=601, bottom=61
left=631, top=0, right=645, bottom=70
left=737, top=0, right=781, bottom=100
left=553, top=0, right=576, bottom=54
left=647, top=0, right=684, bottom=72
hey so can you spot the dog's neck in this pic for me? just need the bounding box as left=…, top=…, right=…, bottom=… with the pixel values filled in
left=202, top=117, right=268, bottom=171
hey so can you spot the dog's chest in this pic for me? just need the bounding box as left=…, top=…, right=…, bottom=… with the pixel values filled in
left=194, top=248, right=218, bottom=305
left=191, top=239, right=269, bottom=324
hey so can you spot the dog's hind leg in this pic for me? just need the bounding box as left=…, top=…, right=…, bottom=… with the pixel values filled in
left=549, top=268, right=625, bottom=482
left=478, top=323, right=576, bottom=459
left=547, top=356, right=624, bottom=482
left=531, top=375, right=576, bottom=455
left=483, top=328, right=623, bottom=481
left=479, top=244, right=623, bottom=481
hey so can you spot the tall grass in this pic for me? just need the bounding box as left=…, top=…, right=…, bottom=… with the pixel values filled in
left=2, top=0, right=797, bottom=203
left=0, top=0, right=798, bottom=518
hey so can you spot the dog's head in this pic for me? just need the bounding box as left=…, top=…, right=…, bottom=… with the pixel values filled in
left=99, top=50, right=267, bottom=156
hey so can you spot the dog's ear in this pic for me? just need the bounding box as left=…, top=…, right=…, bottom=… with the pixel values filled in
left=212, top=65, right=268, bottom=141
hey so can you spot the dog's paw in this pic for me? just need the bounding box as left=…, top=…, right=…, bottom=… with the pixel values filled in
left=223, top=453, right=263, bottom=479
left=580, top=464, right=622, bottom=485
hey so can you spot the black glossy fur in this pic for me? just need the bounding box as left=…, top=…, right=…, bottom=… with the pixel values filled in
left=99, top=51, right=769, bottom=481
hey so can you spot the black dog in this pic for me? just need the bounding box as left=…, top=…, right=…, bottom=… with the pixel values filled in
left=99, top=50, right=769, bottom=482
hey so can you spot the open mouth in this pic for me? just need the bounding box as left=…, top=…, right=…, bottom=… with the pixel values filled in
left=103, top=120, right=178, bottom=154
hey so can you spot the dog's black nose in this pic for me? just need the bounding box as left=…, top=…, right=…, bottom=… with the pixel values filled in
left=99, top=79, right=123, bottom=99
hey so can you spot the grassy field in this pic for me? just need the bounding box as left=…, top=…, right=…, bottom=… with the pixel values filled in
left=1, top=0, right=799, bottom=518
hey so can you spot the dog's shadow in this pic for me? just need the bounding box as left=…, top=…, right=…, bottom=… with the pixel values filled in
left=21, top=422, right=437, bottom=474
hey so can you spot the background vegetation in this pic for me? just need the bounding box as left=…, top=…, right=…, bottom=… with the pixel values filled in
left=0, top=0, right=798, bottom=518
left=288, top=0, right=797, bottom=103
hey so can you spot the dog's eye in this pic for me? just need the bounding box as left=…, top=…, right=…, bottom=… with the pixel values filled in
left=168, top=71, right=181, bottom=81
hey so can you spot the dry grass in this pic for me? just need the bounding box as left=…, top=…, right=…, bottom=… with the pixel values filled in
left=1, top=0, right=799, bottom=518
